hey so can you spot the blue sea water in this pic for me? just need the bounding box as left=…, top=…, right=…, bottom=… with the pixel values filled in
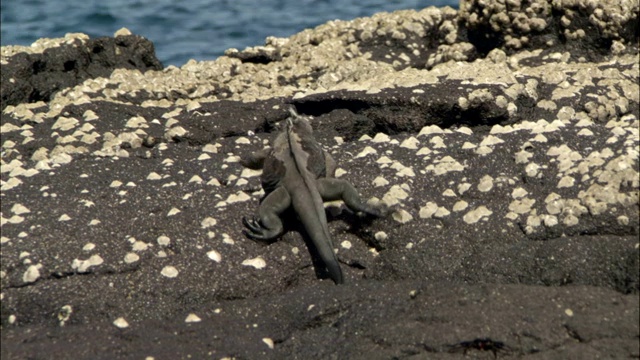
left=1, top=0, right=458, bottom=66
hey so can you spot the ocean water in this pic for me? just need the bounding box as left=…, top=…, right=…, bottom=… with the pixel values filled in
left=1, top=0, right=458, bottom=66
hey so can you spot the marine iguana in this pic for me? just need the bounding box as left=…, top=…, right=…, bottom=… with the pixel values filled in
left=241, top=108, right=386, bottom=284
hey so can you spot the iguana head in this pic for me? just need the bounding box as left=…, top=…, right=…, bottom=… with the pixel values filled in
left=286, top=107, right=314, bottom=137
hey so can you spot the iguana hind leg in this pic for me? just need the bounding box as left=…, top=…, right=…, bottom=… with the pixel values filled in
left=317, top=178, right=385, bottom=217
left=243, top=186, right=291, bottom=241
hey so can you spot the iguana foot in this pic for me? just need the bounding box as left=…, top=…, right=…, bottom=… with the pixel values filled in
left=242, top=216, right=263, bottom=234
left=242, top=186, right=290, bottom=241
left=242, top=216, right=282, bottom=241
left=366, top=202, right=398, bottom=218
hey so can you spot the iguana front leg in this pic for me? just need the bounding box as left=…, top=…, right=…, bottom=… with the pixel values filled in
left=243, top=186, right=291, bottom=241
left=240, top=147, right=272, bottom=170
left=317, top=178, right=387, bottom=217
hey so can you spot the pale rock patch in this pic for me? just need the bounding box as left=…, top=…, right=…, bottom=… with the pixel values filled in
left=558, top=176, right=575, bottom=188
left=147, top=172, right=162, bottom=180
left=185, top=313, right=202, bottom=323
left=429, top=136, right=446, bottom=148
left=434, top=207, right=450, bottom=218
left=509, top=198, right=536, bottom=214
left=463, top=206, right=493, bottom=224
left=457, top=183, right=472, bottom=195
left=477, top=175, right=494, bottom=192
left=356, top=146, right=378, bottom=158
left=376, top=156, right=393, bottom=164
left=124, top=253, right=140, bottom=264
left=161, top=266, right=179, bottom=278
left=72, top=255, right=103, bottom=273
left=419, top=202, right=438, bottom=219
left=189, top=175, right=203, bottom=184
left=371, top=133, right=391, bottom=143
left=157, top=235, right=171, bottom=246
left=11, top=204, right=30, bottom=215
left=241, top=168, right=262, bottom=178
left=479, top=135, right=504, bottom=147
left=382, top=185, right=409, bottom=206
left=113, top=317, right=129, bottom=328
left=242, top=257, right=267, bottom=269
left=511, top=187, right=528, bottom=199
left=452, top=200, right=468, bottom=212
left=418, top=125, right=444, bottom=136
left=474, top=146, right=493, bottom=155
left=392, top=209, right=414, bottom=224
left=372, top=176, right=389, bottom=187
left=201, top=217, right=218, bottom=229
left=400, top=137, right=420, bottom=149
left=442, top=189, right=456, bottom=197
left=207, top=250, right=222, bottom=262
left=23, top=264, right=42, bottom=283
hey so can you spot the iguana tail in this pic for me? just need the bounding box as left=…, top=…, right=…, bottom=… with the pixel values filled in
left=286, top=111, right=344, bottom=284
left=290, top=190, right=344, bottom=284
left=310, top=215, right=344, bottom=284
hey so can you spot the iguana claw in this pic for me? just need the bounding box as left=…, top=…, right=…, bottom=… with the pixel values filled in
left=242, top=216, right=263, bottom=233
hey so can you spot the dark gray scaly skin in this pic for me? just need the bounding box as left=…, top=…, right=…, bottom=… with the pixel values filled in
left=241, top=108, right=386, bottom=284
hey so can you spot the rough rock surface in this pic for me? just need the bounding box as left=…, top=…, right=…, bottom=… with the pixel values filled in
left=1, top=29, right=163, bottom=110
left=1, top=1, right=638, bottom=359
